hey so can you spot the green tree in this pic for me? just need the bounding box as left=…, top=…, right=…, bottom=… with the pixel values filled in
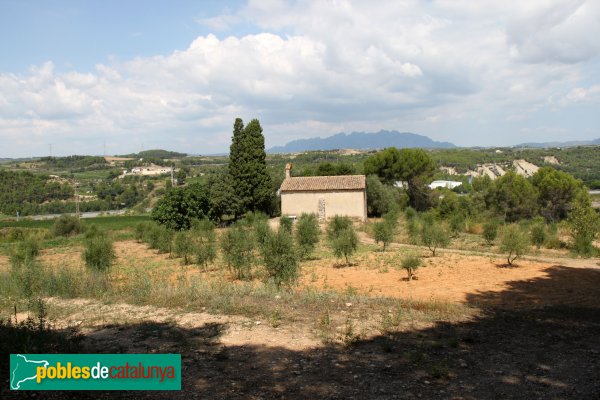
left=364, top=148, right=435, bottom=211
left=491, top=171, right=538, bottom=222
left=261, top=229, right=300, bottom=287
left=173, top=231, right=195, bottom=265
left=482, top=221, right=498, bottom=245
left=192, top=218, right=217, bottom=267
left=420, top=219, right=450, bottom=256
left=363, top=147, right=402, bottom=184
left=228, top=118, right=273, bottom=216
left=531, top=167, right=585, bottom=222
left=151, top=182, right=210, bottom=230
left=373, top=220, right=394, bottom=251
left=220, top=225, right=254, bottom=279
left=567, top=198, right=600, bottom=256
left=326, top=215, right=353, bottom=241
left=500, top=224, right=530, bottom=265
left=295, top=213, right=320, bottom=259
left=207, top=172, right=241, bottom=223
left=399, top=253, right=422, bottom=281
left=330, top=227, right=358, bottom=266
left=366, top=175, right=403, bottom=217
left=175, top=169, right=187, bottom=186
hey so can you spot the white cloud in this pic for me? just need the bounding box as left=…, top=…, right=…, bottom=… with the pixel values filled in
left=1, top=0, right=599, bottom=156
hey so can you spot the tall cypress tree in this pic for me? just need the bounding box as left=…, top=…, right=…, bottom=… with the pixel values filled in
left=228, top=118, right=245, bottom=218
left=228, top=118, right=272, bottom=216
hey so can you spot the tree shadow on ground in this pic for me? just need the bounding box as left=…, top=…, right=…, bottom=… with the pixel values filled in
left=2, top=265, right=600, bottom=399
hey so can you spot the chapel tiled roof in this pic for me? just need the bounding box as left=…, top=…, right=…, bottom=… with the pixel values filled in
left=280, top=175, right=366, bottom=192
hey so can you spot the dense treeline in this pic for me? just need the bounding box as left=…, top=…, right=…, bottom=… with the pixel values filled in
left=40, top=155, right=107, bottom=170
left=0, top=171, right=73, bottom=215
left=118, top=149, right=187, bottom=159
left=152, top=118, right=276, bottom=227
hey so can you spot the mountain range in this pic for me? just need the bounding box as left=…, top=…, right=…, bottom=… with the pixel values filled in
left=515, top=138, right=600, bottom=148
left=268, top=130, right=456, bottom=153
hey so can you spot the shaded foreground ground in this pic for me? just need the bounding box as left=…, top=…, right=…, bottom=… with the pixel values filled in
left=2, top=266, right=599, bottom=399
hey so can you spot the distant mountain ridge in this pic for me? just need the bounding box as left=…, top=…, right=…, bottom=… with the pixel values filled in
left=516, top=138, right=600, bottom=148
left=268, top=130, right=455, bottom=153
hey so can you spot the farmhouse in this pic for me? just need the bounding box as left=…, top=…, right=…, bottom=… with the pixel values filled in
left=280, top=164, right=367, bottom=221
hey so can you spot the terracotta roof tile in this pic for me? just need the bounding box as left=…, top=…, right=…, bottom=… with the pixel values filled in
left=280, top=175, right=366, bottom=192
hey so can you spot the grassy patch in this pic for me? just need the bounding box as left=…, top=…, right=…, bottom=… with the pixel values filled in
left=0, top=215, right=151, bottom=230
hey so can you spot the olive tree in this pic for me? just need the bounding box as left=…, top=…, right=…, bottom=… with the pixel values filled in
left=295, top=213, right=320, bottom=259
left=500, top=224, right=530, bottom=265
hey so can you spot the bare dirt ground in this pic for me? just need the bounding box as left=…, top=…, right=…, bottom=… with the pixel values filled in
left=301, top=253, right=599, bottom=309
left=2, top=238, right=600, bottom=399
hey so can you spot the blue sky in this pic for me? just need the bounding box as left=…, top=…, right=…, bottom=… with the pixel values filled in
left=1, top=0, right=599, bottom=157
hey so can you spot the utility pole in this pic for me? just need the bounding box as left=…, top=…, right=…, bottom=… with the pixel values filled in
left=75, top=183, right=80, bottom=219
left=49, top=143, right=52, bottom=157
left=171, top=166, right=175, bottom=186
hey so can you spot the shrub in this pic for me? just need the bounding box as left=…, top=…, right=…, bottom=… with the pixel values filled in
left=8, top=228, right=26, bottom=242
left=253, top=218, right=271, bottom=251
left=544, top=223, right=563, bottom=249
left=173, top=231, right=195, bottom=265
left=295, top=213, right=320, bottom=259
left=330, top=227, right=358, bottom=266
left=261, top=229, right=299, bottom=287
left=10, top=238, right=40, bottom=269
left=400, top=253, right=422, bottom=281
left=405, top=215, right=421, bottom=245
left=326, top=215, right=353, bottom=241
left=420, top=220, right=450, bottom=256
left=145, top=223, right=163, bottom=249
left=448, top=213, right=465, bottom=237
left=51, top=215, right=85, bottom=237
left=530, top=219, right=548, bottom=249
left=134, top=221, right=152, bottom=243
left=482, top=221, right=498, bottom=245
left=242, top=211, right=268, bottom=226
left=405, top=207, right=418, bottom=221
left=155, top=226, right=174, bottom=254
left=83, top=231, right=115, bottom=272
left=192, top=218, right=217, bottom=267
left=279, top=216, right=293, bottom=234
left=373, top=221, right=394, bottom=251
left=568, top=203, right=600, bottom=257
left=383, top=206, right=401, bottom=228
left=83, top=224, right=101, bottom=239
left=220, top=225, right=254, bottom=279
left=9, top=239, right=42, bottom=298
left=500, top=224, right=529, bottom=265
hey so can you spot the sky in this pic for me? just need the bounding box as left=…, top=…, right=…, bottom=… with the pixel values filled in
left=1, top=0, right=599, bottom=157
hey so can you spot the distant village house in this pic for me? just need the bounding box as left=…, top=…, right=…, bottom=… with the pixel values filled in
left=280, top=164, right=367, bottom=221
left=121, top=164, right=173, bottom=178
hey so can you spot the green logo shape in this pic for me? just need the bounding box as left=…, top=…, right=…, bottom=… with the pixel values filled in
left=10, top=354, right=181, bottom=391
